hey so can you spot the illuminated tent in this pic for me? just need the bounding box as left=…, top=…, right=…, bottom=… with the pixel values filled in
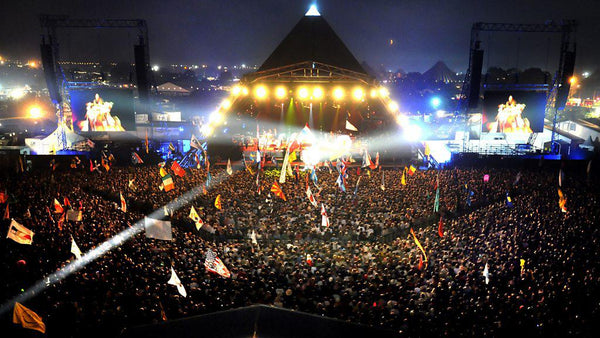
left=208, top=6, right=400, bottom=135
left=423, top=61, right=459, bottom=84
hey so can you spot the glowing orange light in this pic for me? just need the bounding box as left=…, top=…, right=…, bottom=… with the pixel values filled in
left=297, top=87, right=309, bottom=100
left=28, top=106, right=43, bottom=119
left=275, top=86, right=287, bottom=99
left=312, top=87, right=324, bottom=100
left=254, top=85, right=268, bottom=99
left=333, top=87, right=345, bottom=101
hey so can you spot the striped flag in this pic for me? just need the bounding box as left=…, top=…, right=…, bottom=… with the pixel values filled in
left=7, top=219, right=33, bottom=245
left=204, top=249, right=231, bottom=278
left=120, top=192, right=127, bottom=212
left=162, top=174, right=174, bottom=192
left=271, top=182, right=286, bottom=201
left=408, top=165, right=417, bottom=176
left=410, top=228, right=428, bottom=267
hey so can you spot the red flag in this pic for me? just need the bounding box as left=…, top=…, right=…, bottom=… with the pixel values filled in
left=57, top=212, right=65, bottom=231
left=54, top=199, right=64, bottom=214
left=171, top=161, right=186, bottom=177
left=270, top=182, right=286, bottom=201
left=0, top=191, right=7, bottom=204
left=438, top=217, right=444, bottom=237
left=408, top=165, right=417, bottom=176
left=64, top=197, right=71, bottom=209
left=89, top=160, right=94, bottom=172
left=306, top=254, right=313, bottom=266
left=120, top=192, right=127, bottom=212
left=3, top=203, right=9, bottom=220
left=418, top=255, right=424, bottom=270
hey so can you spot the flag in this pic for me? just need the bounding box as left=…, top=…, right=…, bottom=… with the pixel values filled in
left=71, top=236, right=82, bottom=259
left=162, top=174, right=174, bottom=192
left=375, top=152, right=380, bottom=169
left=101, top=157, right=110, bottom=172
left=250, top=230, right=258, bottom=245
left=310, top=168, right=318, bottom=186
left=321, top=203, right=330, bottom=227
left=306, top=185, right=318, bottom=207
left=120, top=192, right=127, bottom=212
left=13, top=302, right=45, bottom=334
left=0, top=191, right=7, bottom=203
left=7, top=219, right=33, bottom=245
left=189, top=206, right=201, bottom=229
left=168, top=266, right=187, bottom=297
left=54, top=198, right=64, bottom=213
left=483, top=174, right=489, bottom=182
left=271, top=182, right=286, bottom=201
left=408, top=165, right=417, bottom=176
left=3, top=203, right=8, bottom=220
left=168, top=143, right=175, bottom=153
left=438, top=217, right=444, bottom=237
left=158, top=301, right=167, bottom=321
left=401, top=168, right=407, bottom=186
left=354, top=176, right=361, bottom=195
left=171, top=161, right=186, bottom=177
left=483, top=263, right=490, bottom=285
left=145, top=129, right=149, bottom=153
left=132, top=152, right=144, bottom=164
left=558, top=188, right=567, bottom=213
left=227, top=158, right=233, bottom=175
left=144, top=217, right=173, bottom=240
left=434, top=187, right=440, bottom=212
left=380, top=171, right=385, bottom=191
left=558, top=169, right=564, bottom=187
left=520, top=259, right=526, bottom=275
left=513, top=172, right=521, bottom=186
left=288, top=151, right=297, bottom=163
left=215, top=194, right=222, bottom=210
left=306, top=254, right=314, bottom=266
left=424, top=142, right=431, bottom=157
left=345, top=120, right=358, bottom=131
left=66, top=209, right=82, bottom=221
left=410, top=228, right=428, bottom=264
left=204, top=249, right=231, bottom=278
left=190, top=134, right=201, bottom=149
left=159, top=166, right=168, bottom=177
left=57, top=212, right=65, bottom=231
left=506, top=192, right=513, bottom=208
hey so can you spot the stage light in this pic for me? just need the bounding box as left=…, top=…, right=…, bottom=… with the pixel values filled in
left=9, top=88, right=26, bottom=100
left=242, top=87, right=249, bottom=96
left=209, top=111, right=223, bottom=124
left=298, top=87, right=309, bottom=100
left=352, top=87, right=365, bottom=101
left=312, top=87, right=324, bottom=100
left=275, top=86, right=287, bottom=99
left=404, top=124, right=422, bottom=142
left=370, top=89, right=378, bottom=98
left=231, top=85, right=242, bottom=96
left=151, top=65, right=159, bottom=72
left=220, top=99, right=232, bottom=110
left=431, top=97, right=441, bottom=108
left=333, top=87, right=345, bottom=101
left=388, top=100, right=399, bottom=112
left=200, top=124, right=213, bottom=136
left=254, top=85, right=267, bottom=100
left=378, top=87, right=390, bottom=98
left=569, top=76, right=577, bottom=85
left=28, top=106, right=42, bottom=119
left=28, top=61, right=38, bottom=68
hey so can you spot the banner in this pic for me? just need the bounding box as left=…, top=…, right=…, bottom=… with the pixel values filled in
left=144, top=217, right=173, bottom=241
left=7, top=219, right=33, bottom=245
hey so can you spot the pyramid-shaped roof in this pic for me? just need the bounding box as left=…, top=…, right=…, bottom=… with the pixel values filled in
left=423, top=61, right=459, bottom=83
left=258, top=12, right=367, bottom=74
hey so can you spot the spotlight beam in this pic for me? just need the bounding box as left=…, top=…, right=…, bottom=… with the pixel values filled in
left=0, top=168, right=239, bottom=316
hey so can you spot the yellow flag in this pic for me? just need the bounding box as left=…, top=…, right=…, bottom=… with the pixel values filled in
left=424, top=142, right=430, bottom=156
left=410, top=228, right=428, bottom=262
left=288, top=151, right=297, bottom=163
left=401, top=168, right=407, bottom=186
left=160, top=167, right=167, bottom=177
left=215, top=194, right=222, bottom=210
left=13, top=302, right=46, bottom=334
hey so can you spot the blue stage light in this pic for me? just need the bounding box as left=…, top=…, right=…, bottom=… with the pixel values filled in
left=431, top=97, right=441, bottom=108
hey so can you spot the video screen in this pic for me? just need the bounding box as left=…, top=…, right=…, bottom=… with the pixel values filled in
left=482, top=91, right=546, bottom=133
left=70, top=88, right=135, bottom=132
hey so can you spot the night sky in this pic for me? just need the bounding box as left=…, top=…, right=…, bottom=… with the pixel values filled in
left=1, top=0, right=599, bottom=73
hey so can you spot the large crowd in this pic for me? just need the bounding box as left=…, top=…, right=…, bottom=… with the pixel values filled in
left=1, top=156, right=599, bottom=337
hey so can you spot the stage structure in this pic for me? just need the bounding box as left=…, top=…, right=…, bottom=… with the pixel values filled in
left=200, top=6, right=401, bottom=139
left=458, top=21, right=577, bottom=155
left=38, top=15, right=153, bottom=152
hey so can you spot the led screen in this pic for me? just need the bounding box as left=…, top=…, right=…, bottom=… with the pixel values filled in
left=482, top=91, right=546, bottom=133
left=70, top=88, right=135, bottom=132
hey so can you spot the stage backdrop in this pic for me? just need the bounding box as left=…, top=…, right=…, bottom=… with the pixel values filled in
left=70, top=88, right=135, bottom=132
left=482, top=91, right=546, bottom=133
